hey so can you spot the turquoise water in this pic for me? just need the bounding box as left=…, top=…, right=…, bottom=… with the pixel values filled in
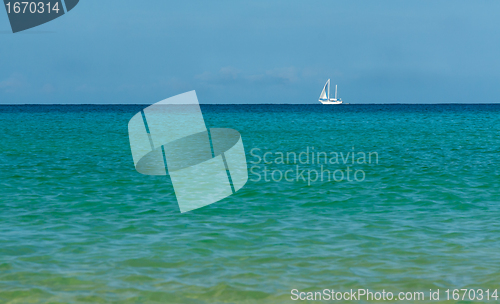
left=1, top=104, right=500, bottom=303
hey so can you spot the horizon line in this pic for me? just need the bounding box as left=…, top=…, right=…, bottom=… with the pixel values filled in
left=1, top=103, right=500, bottom=106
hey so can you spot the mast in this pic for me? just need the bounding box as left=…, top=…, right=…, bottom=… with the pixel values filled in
left=327, top=79, right=330, bottom=100
left=335, top=85, right=337, bottom=100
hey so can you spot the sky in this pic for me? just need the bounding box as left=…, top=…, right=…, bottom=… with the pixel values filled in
left=1, top=0, right=500, bottom=104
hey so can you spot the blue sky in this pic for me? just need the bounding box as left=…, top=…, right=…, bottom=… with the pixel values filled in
left=1, top=0, right=500, bottom=104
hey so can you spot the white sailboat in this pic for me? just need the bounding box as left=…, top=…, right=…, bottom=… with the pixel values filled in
left=319, top=79, right=343, bottom=104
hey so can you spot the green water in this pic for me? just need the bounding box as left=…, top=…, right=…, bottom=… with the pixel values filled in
left=1, top=104, right=500, bottom=303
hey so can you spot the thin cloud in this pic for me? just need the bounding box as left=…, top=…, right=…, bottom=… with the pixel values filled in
left=42, top=84, right=55, bottom=93
left=196, top=66, right=300, bottom=86
left=0, top=73, right=25, bottom=92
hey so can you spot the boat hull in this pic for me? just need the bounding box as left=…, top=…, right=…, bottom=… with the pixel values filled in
left=320, top=100, right=343, bottom=104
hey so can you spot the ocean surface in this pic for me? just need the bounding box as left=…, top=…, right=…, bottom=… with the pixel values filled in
left=1, top=104, right=500, bottom=303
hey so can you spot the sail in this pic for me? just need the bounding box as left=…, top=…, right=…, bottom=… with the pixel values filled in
left=319, top=80, right=329, bottom=101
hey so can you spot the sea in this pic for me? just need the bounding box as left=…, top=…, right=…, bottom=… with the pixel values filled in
left=1, top=104, right=500, bottom=303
